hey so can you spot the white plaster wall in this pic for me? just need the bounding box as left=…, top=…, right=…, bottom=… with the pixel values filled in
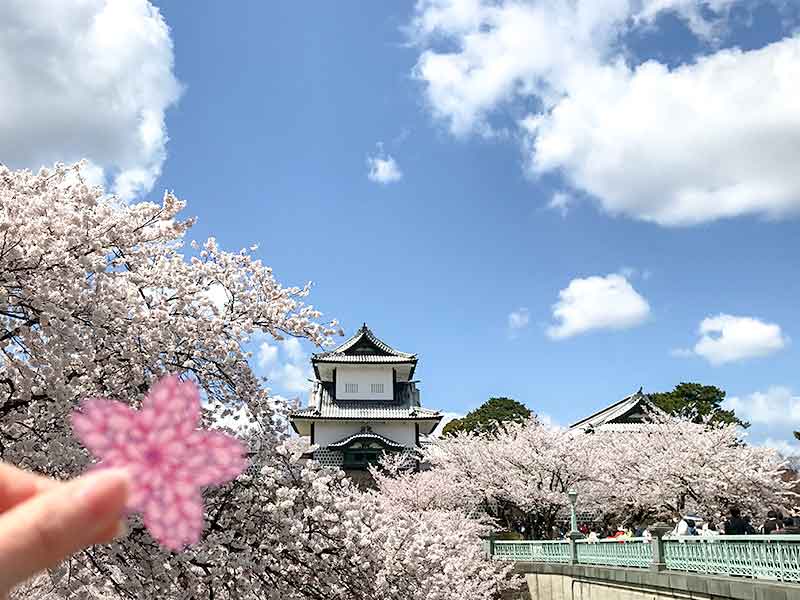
left=335, top=366, right=393, bottom=400
left=315, top=420, right=416, bottom=447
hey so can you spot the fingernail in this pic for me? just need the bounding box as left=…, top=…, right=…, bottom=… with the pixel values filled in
left=114, top=519, right=128, bottom=540
left=76, top=469, right=131, bottom=518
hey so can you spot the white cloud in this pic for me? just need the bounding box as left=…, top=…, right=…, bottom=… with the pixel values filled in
left=257, top=342, right=279, bottom=370
left=670, top=347, right=695, bottom=358
left=410, top=0, right=735, bottom=135
left=677, top=314, right=788, bottom=365
left=256, top=338, right=312, bottom=395
left=525, top=38, right=800, bottom=226
left=410, top=0, right=800, bottom=226
left=0, top=0, right=181, bottom=200
left=508, top=307, right=530, bottom=331
left=411, top=0, right=621, bottom=136
left=762, top=437, right=800, bottom=458
left=281, top=338, right=305, bottom=362
left=367, top=144, right=403, bottom=184
left=547, top=273, right=650, bottom=339
left=726, top=386, right=800, bottom=426
left=273, top=362, right=311, bottom=393
left=724, top=386, right=800, bottom=458
left=636, top=0, right=741, bottom=38
left=548, top=191, right=572, bottom=217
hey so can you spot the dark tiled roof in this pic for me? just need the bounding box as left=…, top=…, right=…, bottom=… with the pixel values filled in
left=313, top=354, right=414, bottom=364
left=312, top=323, right=416, bottom=364
left=569, top=389, right=667, bottom=430
left=291, top=382, right=441, bottom=421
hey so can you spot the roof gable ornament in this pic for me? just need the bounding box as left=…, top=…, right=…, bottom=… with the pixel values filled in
left=570, top=388, right=668, bottom=430
left=327, top=430, right=405, bottom=451
left=311, top=323, right=417, bottom=365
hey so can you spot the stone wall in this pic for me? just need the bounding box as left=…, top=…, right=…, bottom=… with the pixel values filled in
left=517, top=563, right=799, bottom=600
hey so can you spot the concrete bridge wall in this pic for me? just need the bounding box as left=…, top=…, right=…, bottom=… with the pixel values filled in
left=516, top=563, right=798, bottom=600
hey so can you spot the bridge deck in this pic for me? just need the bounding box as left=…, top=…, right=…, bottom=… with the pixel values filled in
left=513, top=561, right=800, bottom=600
left=490, top=535, right=800, bottom=584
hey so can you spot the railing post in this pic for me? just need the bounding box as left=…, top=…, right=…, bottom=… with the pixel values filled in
left=649, top=522, right=672, bottom=572
left=567, top=528, right=583, bottom=565
left=489, top=531, right=495, bottom=559
left=568, top=538, right=578, bottom=565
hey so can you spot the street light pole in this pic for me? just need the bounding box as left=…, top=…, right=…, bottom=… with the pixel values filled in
left=566, top=489, right=581, bottom=565
left=568, top=489, right=579, bottom=538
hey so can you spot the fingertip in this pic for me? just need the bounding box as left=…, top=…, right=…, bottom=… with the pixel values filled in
left=0, top=463, right=60, bottom=514
left=0, top=468, right=131, bottom=590
left=75, top=468, right=131, bottom=518
left=95, top=519, right=128, bottom=545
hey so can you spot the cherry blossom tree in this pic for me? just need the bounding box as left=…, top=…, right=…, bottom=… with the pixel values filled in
left=368, top=454, right=519, bottom=598
left=417, top=419, right=608, bottom=538
left=365, top=503, right=519, bottom=600
left=411, top=417, right=793, bottom=538
left=597, top=419, right=795, bottom=525
left=0, top=163, right=338, bottom=471
left=2, top=164, right=513, bottom=600
left=39, top=437, right=515, bottom=600
left=369, top=451, right=486, bottom=516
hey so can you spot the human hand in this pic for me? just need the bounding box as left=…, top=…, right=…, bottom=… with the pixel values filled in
left=0, top=462, right=129, bottom=599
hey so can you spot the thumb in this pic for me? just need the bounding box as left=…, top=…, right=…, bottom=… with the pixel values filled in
left=0, top=469, right=129, bottom=593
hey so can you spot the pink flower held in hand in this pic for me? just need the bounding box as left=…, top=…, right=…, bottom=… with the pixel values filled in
left=71, top=375, right=247, bottom=551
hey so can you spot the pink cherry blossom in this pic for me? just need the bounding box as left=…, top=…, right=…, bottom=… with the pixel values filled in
left=71, top=375, right=247, bottom=551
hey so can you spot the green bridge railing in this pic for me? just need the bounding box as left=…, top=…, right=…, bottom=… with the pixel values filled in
left=488, top=535, right=800, bottom=583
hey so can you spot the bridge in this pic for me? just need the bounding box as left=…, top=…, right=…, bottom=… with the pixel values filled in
left=488, top=534, right=800, bottom=600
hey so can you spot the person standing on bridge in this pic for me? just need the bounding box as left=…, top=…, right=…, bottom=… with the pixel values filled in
left=724, top=507, right=750, bottom=535
left=673, top=516, right=699, bottom=536
left=772, top=517, right=800, bottom=534
left=762, top=510, right=781, bottom=534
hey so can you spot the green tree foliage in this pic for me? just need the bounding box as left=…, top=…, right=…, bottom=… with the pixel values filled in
left=650, top=382, right=748, bottom=427
left=442, top=397, right=531, bottom=436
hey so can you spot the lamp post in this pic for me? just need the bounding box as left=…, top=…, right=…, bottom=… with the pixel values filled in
left=567, top=489, right=580, bottom=539
left=566, top=489, right=582, bottom=565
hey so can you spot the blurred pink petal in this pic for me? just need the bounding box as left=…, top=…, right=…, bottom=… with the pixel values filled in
left=71, top=375, right=247, bottom=551
left=140, top=374, right=201, bottom=436
left=70, top=399, right=139, bottom=459
left=144, top=490, right=205, bottom=552
left=181, top=430, right=248, bottom=487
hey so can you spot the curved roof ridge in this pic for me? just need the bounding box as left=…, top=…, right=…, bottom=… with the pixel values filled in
left=570, top=389, right=665, bottom=430
left=327, top=430, right=405, bottom=450
left=313, top=323, right=415, bottom=359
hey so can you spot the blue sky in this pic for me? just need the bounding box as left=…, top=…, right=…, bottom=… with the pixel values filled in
left=3, top=1, right=800, bottom=451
